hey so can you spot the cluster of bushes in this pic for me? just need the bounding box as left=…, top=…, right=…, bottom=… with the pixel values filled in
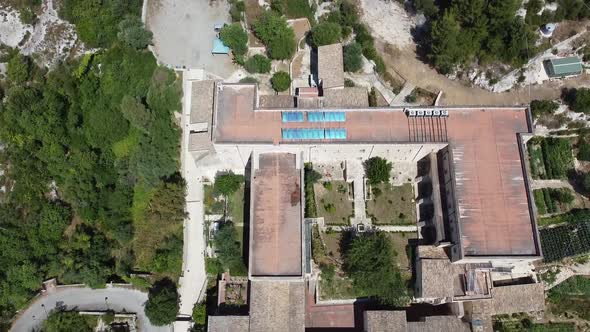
left=534, top=188, right=574, bottom=215
left=211, top=222, right=247, bottom=276
left=539, top=208, right=590, bottom=227
left=530, top=99, right=559, bottom=120
left=547, top=275, right=590, bottom=320
left=60, top=0, right=142, bottom=47
left=244, top=54, right=271, bottom=73
left=343, top=42, right=363, bottom=73
left=563, top=88, right=590, bottom=114
left=311, top=22, right=342, bottom=47
left=145, top=278, right=180, bottom=326
left=304, top=163, right=321, bottom=218
left=529, top=137, right=574, bottom=179
left=416, top=0, right=537, bottom=73
left=271, top=0, right=315, bottom=22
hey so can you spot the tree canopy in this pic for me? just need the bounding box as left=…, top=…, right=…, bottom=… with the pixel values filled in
left=0, top=43, right=184, bottom=326
left=244, top=54, right=271, bottom=74
left=253, top=11, right=296, bottom=60
left=219, top=23, right=249, bottom=57
left=214, top=171, right=244, bottom=197
left=343, top=231, right=409, bottom=306
left=311, top=22, right=342, bottom=47
left=60, top=0, right=142, bottom=47
left=343, top=42, right=363, bottom=72
left=425, top=0, right=537, bottom=73
left=564, top=88, right=590, bottom=114
left=271, top=71, right=291, bottom=92
left=213, top=222, right=246, bottom=275
left=364, top=157, right=392, bottom=185
left=117, top=16, right=153, bottom=49
left=145, top=278, right=179, bottom=326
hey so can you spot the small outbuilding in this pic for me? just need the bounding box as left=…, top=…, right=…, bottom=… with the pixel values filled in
left=212, top=38, right=230, bottom=55
left=545, top=56, right=583, bottom=78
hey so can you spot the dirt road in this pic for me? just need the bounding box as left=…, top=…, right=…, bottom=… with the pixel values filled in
left=376, top=42, right=590, bottom=106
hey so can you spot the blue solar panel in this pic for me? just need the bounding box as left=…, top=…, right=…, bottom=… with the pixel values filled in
left=307, top=112, right=325, bottom=122
left=282, top=112, right=304, bottom=122
left=281, top=128, right=325, bottom=140
left=324, top=112, right=346, bottom=122
left=325, top=128, right=346, bottom=139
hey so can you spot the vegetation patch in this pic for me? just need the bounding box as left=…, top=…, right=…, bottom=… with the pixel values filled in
left=528, top=137, right=574, bottom=179
left=540, top=222, right=590, bottom=262
left=304, top=163, right=321, bottom=218
left=43, top=310, right=98, bottom=332
left=539, top=209, right=590, bottom=227
left=492, top=313, right=575, bottom=332
left=314, top=181, right=353, bottom=225
left=533, top=188, right=575, bottom=215
left=366, top=183, right=415, bottom=226
left=547, top=275, right=590, bottom=321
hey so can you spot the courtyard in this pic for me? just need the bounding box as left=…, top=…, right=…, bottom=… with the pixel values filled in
left=366, top=183, right=416, bottom=226
left=314, top=181, right=354, bottom=225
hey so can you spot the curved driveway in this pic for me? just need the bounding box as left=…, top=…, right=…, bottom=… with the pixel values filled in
left=11, top=286, right=172, bottom=332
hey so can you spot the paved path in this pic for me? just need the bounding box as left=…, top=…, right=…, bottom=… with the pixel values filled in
left=390, top=82, right=415, bottom=105
left=346, top=160, right=370, bottom=226
left=372, top=225, right=418, bottom=232
left=174, top=70, right=208, bottom=332
left=11, top=286, right=170, bottom=332
left=530, top=179, right=574, bottom=190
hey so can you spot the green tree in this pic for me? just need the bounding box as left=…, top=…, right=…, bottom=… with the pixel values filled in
left=145, top=278, right=179, bottom=326
left=219, top=23, right=249, bottom=56
left=429, top=10, right=463, bottom=74
left=343, top=231, right=409, bottom=306
left=253, top=11, right=296, bottom=59
left=311, top=22, right=342, bottom=47
left=120, top=95, right=152, bottom=132
left=213, top=223, right=246, bottom=275
left=42, top=310, right=95, bottom=332
left=244, top=54, right=271, bottom=73
left=364, top=157, right=392, bottom=185
left=343, top=42, right=363, bottom=72
left=415, top=0, right=438, bottom=18
left=270, top=71, right=291, bottom=92
left=7, top=54, right=30, bottom=85
left=214, top=172, right=244, bottom=197
left=117, top=16, right=153, bottom=49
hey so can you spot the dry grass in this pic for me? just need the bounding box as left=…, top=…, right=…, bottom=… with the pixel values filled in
left=366, top=183, right=415, bottom=225
left=315, top=181, right=354, bottom=225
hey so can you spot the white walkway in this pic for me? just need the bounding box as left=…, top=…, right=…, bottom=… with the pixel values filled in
left=347, top=160, right=370, bottom=226
left=174, top=69, right=207, bottom=332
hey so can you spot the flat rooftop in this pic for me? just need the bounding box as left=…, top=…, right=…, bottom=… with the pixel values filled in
left=250, top=153, right=302, bottom=276
left=249, top=280, right=305, bottom=332
left=215, top=84, right=537, bottom=258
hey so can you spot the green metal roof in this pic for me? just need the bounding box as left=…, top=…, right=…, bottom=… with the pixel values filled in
left=548, top=56, right=583, bottom=77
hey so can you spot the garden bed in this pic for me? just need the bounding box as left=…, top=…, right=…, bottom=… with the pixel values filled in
left=366, top=183, right=415, bottom=225
left=315, top=181, right=354, bottom=225
left=527, top=137, right=574, bottom=180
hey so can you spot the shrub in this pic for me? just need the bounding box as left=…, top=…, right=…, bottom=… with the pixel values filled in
left=229, top=0, right=245, bottom=22
left=344, top=78, right=356, bottom=87
left=271, top=71, right=291, bottom=92
left=368, top=87, right=377, bottom=106
left=311, top=22, right=342, bottom=47
left=220, top=24, right=248, bottom=56
left=42, top=311, right=95, bottom=332
left=564, top=88, right=590, bottom=114
left=541, top=137, right=574, bottom=179
left=145, top=278, right=179, bottom=326
left=192, top=302, right=206, bottom=326
left=239, top=76, right=259, bottom=83
left=244, top=54, right=271, bottom=73
left=213, top=223, right=246, bottom=275
left=343, top=42, right=363, bottom=72
left=304, top=163, right=321, bottom=218
left=364, top=157, right=392, bottom=185
left=530, top=99, right=559, bottom=120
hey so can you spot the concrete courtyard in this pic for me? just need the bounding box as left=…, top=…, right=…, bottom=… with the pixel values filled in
left=146, top=0, right=236, bottom=78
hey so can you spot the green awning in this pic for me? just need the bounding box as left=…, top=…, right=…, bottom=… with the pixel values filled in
left=547, top=57, right=583, bottom=77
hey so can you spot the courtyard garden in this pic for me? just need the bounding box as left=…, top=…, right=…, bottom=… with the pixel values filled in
left=314, top=181, right=354, bottom=225
left=312, top=225, right=413, bottom=303
left=366, top=183, right=416, bottom=225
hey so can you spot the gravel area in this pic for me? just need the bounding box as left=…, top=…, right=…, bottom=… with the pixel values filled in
left=146, top=0, right=237, bottom=77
